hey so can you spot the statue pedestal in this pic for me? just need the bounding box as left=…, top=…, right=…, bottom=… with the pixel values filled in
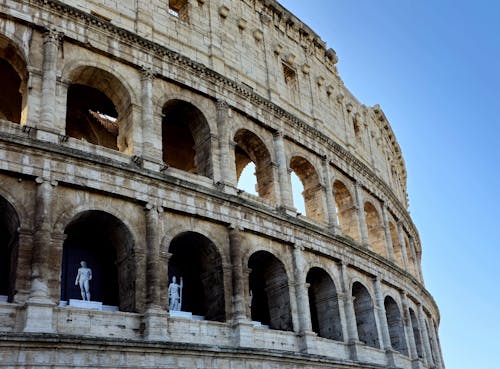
left=69, top=299, right=103, bottom=310
left=169, top=310, right=205, bottom=320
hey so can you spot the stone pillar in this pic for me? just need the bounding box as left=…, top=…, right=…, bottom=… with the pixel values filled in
left=354, top=181, right=369, bottom=246
left=141, top=68, right=161, bottom=166
left=321, top=156, right=340, bottom=233
left=418, top=304, right=433, bottom=367
left=430, top=320, right=444, bottom=369
left=38, top=29, right=62, bottom=137
left=228, top=225, right=246, bottom=322
left=24, top=177, right=57, bottom=333
left=339, top=261, right=360, bottom=360
left=381, top=203, right=395, bottom=260
left=216, top=99, right=236, bottom=189
left=273, top=131, right=294, bottom=210
left=409, top=236, right=423, bottom=282
left=374, top=277, right=397, bottom=367
left=401, top=293, right=419, bottom=361
left=336, top=292, right=350, bottom=343
left=397, top=221, right=410, bottom=271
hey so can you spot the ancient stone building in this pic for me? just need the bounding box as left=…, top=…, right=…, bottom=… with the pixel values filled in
left=0, top=0, right=444, bottom=368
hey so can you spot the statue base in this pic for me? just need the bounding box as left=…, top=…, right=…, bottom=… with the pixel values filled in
left=68, top=299, right=102, bottom=310
left=169, top=310, right=204, bottom=320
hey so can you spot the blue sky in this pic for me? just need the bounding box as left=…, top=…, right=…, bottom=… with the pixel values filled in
left=269, top=1, right=499, bottom=368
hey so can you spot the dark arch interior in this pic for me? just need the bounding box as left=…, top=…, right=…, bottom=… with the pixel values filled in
left=0, top=58, right=22, bottom=123
left=66, top=84, right=119, bottom=150
left=384, top=296, right=408, bottom=355
left=306, top=267, right=343, bottom=341
left=352, top=282, right=379, bottom=348
left=248, top=251, right=292, bottom=331
left=162, top=100, right=212, bottom=177
left=61, top=210, right=136, bottom=311
left=409, top=308, right=424, bottom=358
left=168, top=232, right=225, bottom=321
left=0, top=196, right=19, bottom=302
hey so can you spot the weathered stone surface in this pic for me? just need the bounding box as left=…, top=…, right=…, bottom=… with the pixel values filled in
left=0, top=0, right=444, bottom=368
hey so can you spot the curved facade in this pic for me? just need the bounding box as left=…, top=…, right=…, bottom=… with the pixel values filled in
left=0, top=1, right=444, bottom=368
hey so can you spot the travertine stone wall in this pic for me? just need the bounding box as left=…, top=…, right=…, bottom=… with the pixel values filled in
left=0, top=1, right=444, bottom=369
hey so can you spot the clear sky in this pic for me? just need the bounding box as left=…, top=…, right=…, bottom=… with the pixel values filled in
left=262, top=1, right=499, bottom=368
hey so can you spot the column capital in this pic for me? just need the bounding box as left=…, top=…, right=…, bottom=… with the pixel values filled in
left=43, top=28, right=63, bottom=44
left=228, top=223, right=243, bottom=232
left=273, top=129, right=285, bottom=139
left=35, top=177, right=58, bottom=187
left=216, top=98, right=229, bottom=111
left=140, top=66, right=155, bottom=81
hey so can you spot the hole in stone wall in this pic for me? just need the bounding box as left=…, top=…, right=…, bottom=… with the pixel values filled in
left=0, top=195, right=19, bottom=302
left=66, top=84, right=119, bottom=150
left=248, top=251, right=293, bottom=331
left=306, top=267, right=343, bottom=341
left=61, top=210, right=136, bottom=312
left=352, top=281, right=379, bottom=348
left=333, top=180, right=359, bottom=242
left=384, top=296, right=408, bottom=355
left=237, top=161, right=258, bottom=196
left=290, top=156, right=326, bottom=222
left=364, top=202, right=386, bottom=256
left=168, top=232, right=226, bottom=322
left=234, top=129, right=275, bottom=201
left=162, top=99, right=213, bottom=178
left=168, top=0, right=189, bottom=22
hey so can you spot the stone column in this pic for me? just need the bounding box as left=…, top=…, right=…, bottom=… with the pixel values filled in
left=430, top=320, right=444, bottom=369
left=216, top=99, right=236, bottom=189
left=141, top=68, right=161, bottom=166
left=273, top=131, right=294, bottom=210
left=38, top=29, right=62, bottom=136
left=354, top=181, right=369, bottom=246
left=228, top=225, right=246, bottom=322
left=397, top=221, right=410, bottom=271
left=340, top=261, right=360, bottom=361
left=381, top=203, right=395, bottom=260
left=321, top=156, right=340, bottom=233
left=409, top=236, right=423, bottom=282
left=401, top=293, right=419, bottom=361
left=24, top=177, right=57, bottom=333
left=418, top=304, right=433, bottom=367
left=336, top=292, right=350, bottom=343
left=374, top=277, right=398, bottom=367
left=292, top=245, right=312, bottom=334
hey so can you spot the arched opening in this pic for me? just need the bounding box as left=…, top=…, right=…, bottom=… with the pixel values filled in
left=61, top=211, right=136, bottom=312
left=0, top=195, right=20, bottom=302
left=404, top=235, right=417, bottom=276
left=289, top=156, right=326, bottom=223
left=333, top=180, right=359, bottom=242
left=364, top=202, right=386, bottom=256
left=234, top=129, right=275, bottom=202
left=65, top=67, right=133, bottom=152
left=162, top=100, right=212, bottom=177
left=389, top=222, right=404, bottom=268
left=168, top=232, right=225, bottom=321
left=248, top=251, right=292, bottom=331
left=352, top=281, right=379, bottom=348
left=306, top=267, right=343, bottom=341
left=409, top=308, right=424, bottom=359
left=384, top=296, right=408, bottom=355
left=0, top=35, right=28, bottom=124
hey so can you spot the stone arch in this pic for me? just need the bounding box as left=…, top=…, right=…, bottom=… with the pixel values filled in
left=352, top=281, right=379, bottom=348
left=0, top=34, right=29, bottom=124
left=306, top=267, right=343, bottom=341
left=167, top=231, right=225, bottom=321
left=364, top=201, right=386, bottom=256
left=162, top=99, right=213, bottom=178
left=0, top=194, right=20, bottom=302
left=61, top=210, right=136, bottom=312
left=64, top=65, right=134, bottom=152
left=289, top=156, right=326, bottom=223
left=248, top=250, right=293, bottom=331
left=384, top=295, right=408, bottom=355
left=234, top=128, right=275, bottom=202
left=389, top=221, right=404, bottom=268
left=333, top=179, right=359, bottom=241
left=409, top=307, right=424, bottom=359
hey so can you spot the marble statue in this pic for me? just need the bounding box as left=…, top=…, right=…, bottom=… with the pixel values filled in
left=75, top=261, right=92, bottom=301
left=168, top=276, right=183, bottom=311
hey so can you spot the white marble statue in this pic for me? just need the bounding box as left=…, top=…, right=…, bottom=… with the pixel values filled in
left=75, top=261, right=92, bottom=301
left=168, top=276, right=183, bottom=311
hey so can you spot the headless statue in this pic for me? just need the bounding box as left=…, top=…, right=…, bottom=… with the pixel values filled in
left=75, top=261, right=92, bottom=301
left=168, top=276, right=182, bottom=311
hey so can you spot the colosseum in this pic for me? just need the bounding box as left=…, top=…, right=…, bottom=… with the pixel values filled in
left=0, top=0, right=444, bottom=368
